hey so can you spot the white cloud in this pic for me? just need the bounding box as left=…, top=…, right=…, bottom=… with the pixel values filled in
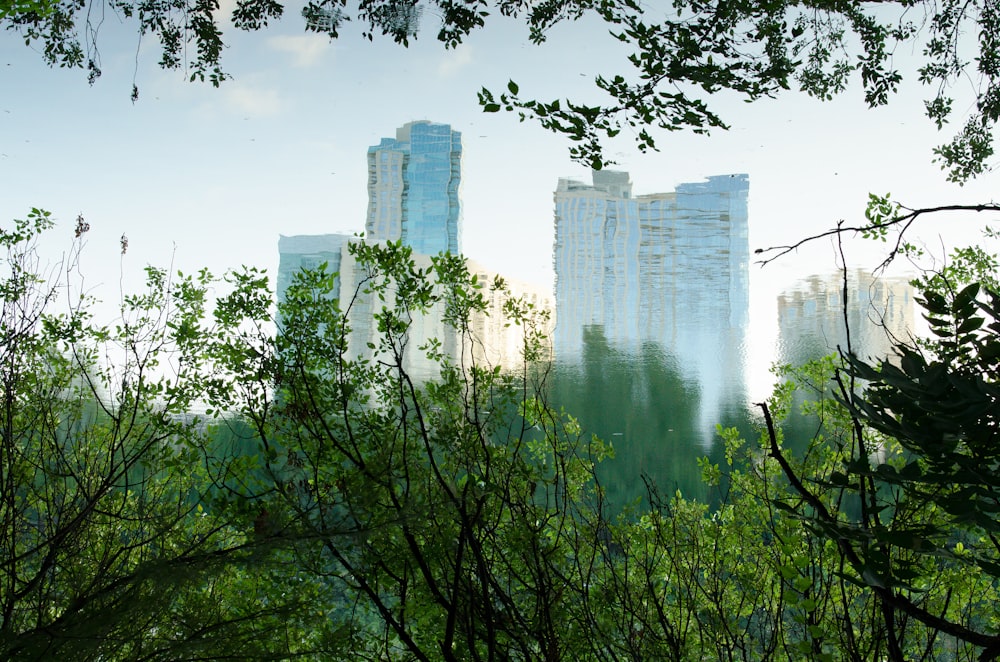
left=223, top=80, right=286, bottom=116
left=437, top=44, right=473, bottom=77
left=267, top=34, right=331, bottom=68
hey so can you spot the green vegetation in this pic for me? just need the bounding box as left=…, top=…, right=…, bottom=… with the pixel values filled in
left=2, top=0, right=998, bottom=180
left=5, top=0, right=999, bottom=657
left=0, top=210, right=328, bottom=659
left=3, top=206, right=999, bottom=660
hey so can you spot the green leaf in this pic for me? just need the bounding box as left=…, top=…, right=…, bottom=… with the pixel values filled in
left=956, top=316, right=984, bottom=334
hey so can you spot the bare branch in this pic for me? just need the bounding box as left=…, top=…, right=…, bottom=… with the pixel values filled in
left=754, top=203, right=1000, bottom=268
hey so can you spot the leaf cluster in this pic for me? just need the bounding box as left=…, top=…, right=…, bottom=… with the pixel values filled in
left=0, top=210, right=340, bottom=659
left=757, top=272, right=1000, bottom=658
left=481, top=0, right=998, bottom=181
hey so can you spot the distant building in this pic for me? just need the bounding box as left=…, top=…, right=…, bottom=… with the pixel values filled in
left=276, top=233, right=352, bottom=304
left=462, top=261, right=554, bottom=368
left=552, top=170, right=750, bottom=445
left=277, top=121, right=550, bottom=382
left=333, top=251, right=554, bottom=380
left=366, top=121, right=462, bottom=256
left=777, top=270, right=915, bottom=367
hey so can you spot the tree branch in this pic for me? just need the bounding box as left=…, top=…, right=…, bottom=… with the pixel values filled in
left=757, top=400, right=1000, bottom=656
left=754, top=203, right=1000, bottom=268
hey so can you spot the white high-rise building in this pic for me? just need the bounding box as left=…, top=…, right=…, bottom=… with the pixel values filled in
left=276, top=234, right=352, bottom=304
left=552, top=170, right=750, bottom=445
left=777, top=270, right=915, bottom=366
left=553, top=171, right=749, bottom=355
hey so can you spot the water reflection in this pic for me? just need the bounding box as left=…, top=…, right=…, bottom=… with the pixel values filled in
left=548, top=326, right=753, bottom=506
left=777, top=270, right=915, bottom=367
left=552, top=171, right=751, bottom=451
left=277, top=134, right=918, bottom=510
left=547, top=270, right=916, bottom=508
left=549, top=171, right=752, bottom=505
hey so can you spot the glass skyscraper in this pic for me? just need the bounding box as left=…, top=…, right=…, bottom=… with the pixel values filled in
left=278, top=121, right=463, bottom=308
left=278, top=120, right=547, bottom=381
left=366, top=121, right=463, bottom=255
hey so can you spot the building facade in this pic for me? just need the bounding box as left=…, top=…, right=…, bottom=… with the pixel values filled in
left=332, top=251, right=553, bottom=380
left=276, top=233, right=353, bottom=304
left=552, top=171, right=750, bottom=446
left=777, top=270, right=915, bottom=367
left=366, top=121, right=463, bottom=256
left=553, top=171, right=750, bottom=357
left=278, top=121, right=550, bottom=382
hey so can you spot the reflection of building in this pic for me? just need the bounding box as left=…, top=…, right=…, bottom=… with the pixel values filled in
left=276, top=234, right=352, bottom=303
left=366, top=121, right=462, bottom=256
left=553, top=171, right=749, bottom=354
left=278, top=120, right=551, bottom=381
left=277, top=237, right=552, bottom=379
left=334, top=251, right=553, bottom=380
left=777, top=270, right=915, bottom=366
left=552, top=170, right=750, bottom=445
left=464, top=261, right=554, bottom=368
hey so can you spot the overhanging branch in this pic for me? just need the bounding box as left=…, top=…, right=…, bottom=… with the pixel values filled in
left=754, top=203, right=1000, bottom=269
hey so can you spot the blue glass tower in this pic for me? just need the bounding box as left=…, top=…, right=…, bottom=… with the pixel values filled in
left=366, top=121, right=462, bottom=255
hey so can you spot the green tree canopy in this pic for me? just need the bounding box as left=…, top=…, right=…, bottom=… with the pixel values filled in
left=0, top=210, right=338, bottom=659
left=0, top=210, right=623, bottom=659
left=4, top=205, right=1000, bottom=658
left=754, top=227, right=1000, bottom=660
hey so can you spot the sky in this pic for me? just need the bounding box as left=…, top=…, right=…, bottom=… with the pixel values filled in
left=1, top=4, right=998, bottom=398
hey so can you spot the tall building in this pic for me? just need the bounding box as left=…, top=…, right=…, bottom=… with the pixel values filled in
left=552, top=170, right=750, bottom=446
left=333, top=251, right=554, bottom=380
left=553, top=171, right=750, bottom=356
left=777, top=270, right=915, bottom=367
left=366, top=121, right=463, bottom=256
left=277, top=233, right=352, bottom=304
left=278, top=121, right=550, bottom=382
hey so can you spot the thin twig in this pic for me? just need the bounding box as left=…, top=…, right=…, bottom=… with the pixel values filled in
left=754, top=203, right=1000, bottom=268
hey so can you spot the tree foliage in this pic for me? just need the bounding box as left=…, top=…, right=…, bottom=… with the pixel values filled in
left=492, top=0, right=1000, bottom=182
left=0, top=210, right=627, bottom=659
left=485, top=0, right=999, bottom=181
left=245, top=238, right=625, bottom=660
left=756, top=235, right=1000, bottom=660
left=0, top=210, right=332, bottom=659
left=3, top=0, right=998, bottom=180
left=8, top=208, right=1000, bottom=660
